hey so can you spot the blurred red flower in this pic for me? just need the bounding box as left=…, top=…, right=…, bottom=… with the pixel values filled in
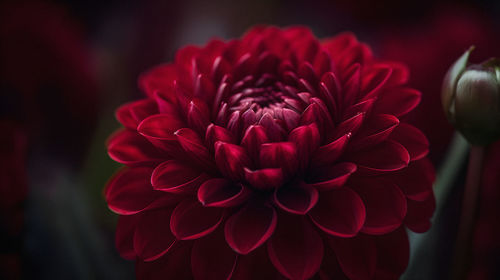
left=105, top=26, right=435, bottom=279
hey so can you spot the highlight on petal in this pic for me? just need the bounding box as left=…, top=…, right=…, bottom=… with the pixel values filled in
left=348, top=140, right=409, bottom=172
left=151, top=160, right=206, bottom=194
left=170, top=200, right=224, bottom=240
left=374, top=87, right=421, bottom=117
left=116, top=99, right=159, bottom=130
left=138, top=114, right=184, bottom=140
left=274, top=181, right=318, bottom=215
left=215, top=141, right=252, bottom=181
left=244, top=168, right=284, bottom=190
left=224, top=202, right=277, bottom=255
left=192, top=229, right=238, bottom=280
left=107, top=130, right=164, bottom=166
left=267, top=214, right=323, bottom=280
left=175, top=128, right=213, bottom=169
left=133, top=208, right=176, bottom=261
left=197, top=178, right=250, bottom=207
left=312, top=133, right=350, bottom=167
left=390, top=123, right=429, bottom=161
left=349, top=114, right=399, bottom=150
left=309, top=187, right=366, bottom=237
left=307, top=162, right=357, bottom=191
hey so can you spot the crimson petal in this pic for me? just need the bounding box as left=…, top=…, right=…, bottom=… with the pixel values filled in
left=115, top=215, right=138, bottom=260
left=133, top=208, right=176, bottom=261
left=328, top=234, right=377, bottom=280
left=405, top=194, right=435, bottom=233
left=138, top=114, right=184, bottom=141
left=274, top=181, right=318, bottom=215
left=170, top=200, right=224, bottom=240
left=309, top=187, right=366, bottom=237
left=135, top=242, right=193, bottom=280
left=374, top=227, right=409, bottom=278
left=308, top=162, right=357, bottom=191
left=348, top=140, right=409, bottom=172
left=260, top=142, right=298, bottom=175
left=244, top=168, right=284, bottom=190
left=241, top=125, right=269, bottom=163
left=390, top=123, right=429, bottom=161
left=267, top=214, right=323, bottom=279
left=350, top=114, right=399, bottom=151
left=198, top=178, right=250, bottom=207
left=108, top=130, right=164, bottom=166
left=288, top=124, right=320, bottom=169
left=374, top=87, right=421, bottom=117
left=312, top=134, right=350, bottom=167
left=175, top=128, right=213, bottom=170
left=192, top=229, right=238, bottom=280
left=116, top=99, right=158, bottom=130
left=224, top=202, right=277, bottom=254
left=352, top=181, right=407, bottom=235
left=392, top=158, right=435, bottom=201
left=215, top=142, right=252, bottom=181
left=151, top=160, right=206, bottom=194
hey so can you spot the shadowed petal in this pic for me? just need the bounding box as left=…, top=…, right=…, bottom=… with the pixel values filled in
left=244, top=168, right=284, bottom=190
left=328, top=234, right=377, bottom=280
left=307, top=162, right=357, bottom=191
left=135, top=242, right=193, bottom=280
left=225, top=202, right=277, bottom=254
left=133, top=208, right=176, bottom=261
left=198, top=178, right=250, bottom=207
left=170, top=200, right=224, bottom=240
left=108, top=130, right=165, bottom=166
left=348, top=140, right=409, bottom=172
left=390, top=123, right=429, bottom=161
left=373, top=227, right=409, bottom=278
left=215, top=142, right=252, bottom=181
left=405, top=194, right=435, bottom=233
left=151, top=160, right=206, bottom=194
left=374, top=87, right=421, bottom=117
left=309, top=188, right=366, bottom=237
left=274, top=181, right=318, bottom=215
left=115, top=215, right=138, bottom=260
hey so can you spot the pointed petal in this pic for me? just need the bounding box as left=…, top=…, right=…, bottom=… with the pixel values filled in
left=138, top=114, right=184, bottom=141
left=192, top=229, right=238, bottom=280
left=349, top=114, right=399, bottom=150
left=260, top=142, right=298, bottom=175
left=225, top=202, right=277, bottom=254
left=187, top=98, right=210, bottom=135
left=170, top=200, right=224, bottom=240
left=267, top=214, right=323, bottom=279
left=175, top=128, right=213, bottom=170
left=374, top=87, right=421, bottom=117
left=241, top=125, right=269, bottom=162
left=274, top=181, right=318, bottom=215
left=309, top=188, right=365, bottom=237
left=312, top=134, right=350, bottom=167
left=108, top=130, right=164, bottom=166
left=215, top=142, right=252, bottom=181
left=151, top=160, right=206, bottom=194
left=390, top=123, right=429, bottom=161
left=133, top=208, right=176, bottom=261
left=198, top=178, right=250, bottom=207
left=307, top=162, right=357, bottom=191
left=347, top=140, right=409, bottom=172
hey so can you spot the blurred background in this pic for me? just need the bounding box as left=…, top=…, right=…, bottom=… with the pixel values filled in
left=1, top=0, right=499, bottom=279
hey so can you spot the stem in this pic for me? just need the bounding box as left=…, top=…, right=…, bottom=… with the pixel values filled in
left=451, top=145, right=485, bottom=280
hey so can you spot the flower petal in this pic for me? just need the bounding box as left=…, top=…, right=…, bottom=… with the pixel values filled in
left=374, top=87, right=421, bottom=117
left=232, top=247, right=284, bottom=280
left=105, top=167, right=177, bottom=215
left=347, top=140, right=409, bottom=172
left=373, top=227, right=409, bottom=278
left=267, top=214, right=323, bottom=280
left=309, top=187, right=366, bottom=237
left=116, top=99, right=158, bottom=130
left=151, top=160, right=206, bottom=194
left=390, top=123, right=429, bottom=161
left=288, top=123, right=320, bottom=168
left=225, top=202, right=277, bottom=254
left=311, top=134, right=350, bottom=167
left=307, top=162, right=357, bottom=191
left=107, top=130, right=164, bottom=166
left=244, top=168, right=284, bottom=190
left=198, top=178, right=250, bottom=207
left=135, top=242, right=192, bottom=280
left=175, top=128, right=213, bottom=170
left=274, top=181, right=318, bottom=215
left=241, top=125, right=269, bottom=163
left=115, top=215, right=138, bottom=260
left=352, top=180, right=407, bottom=235
left=192, top=229, right=238, bottom=280
left=328, top=234, right=377, bottom=280
left=170, top=200, right=224, bottom=240
left=391, top=158, right=435, bottom=201
left=349, top=114, right=399, bottom=151
left=138, top=114, right=184, bottom=141
left=215, top=142, right=252, bottom=181
left=133, top=208, right=176, bottom=261
left=404, top=194, right=435, bottom=233
left=260, top=142, right=298, bottom=175
left=187, top=98, right=210, bottom=135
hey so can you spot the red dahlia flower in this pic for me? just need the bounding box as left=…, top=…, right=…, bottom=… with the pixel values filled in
left=105, top=26, right=435, bottom=280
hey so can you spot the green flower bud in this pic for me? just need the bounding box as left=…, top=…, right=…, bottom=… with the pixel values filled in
left=442, top=48, right=500, bottom=145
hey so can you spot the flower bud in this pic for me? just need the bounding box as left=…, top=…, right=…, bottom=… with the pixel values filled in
left=442, top=48, right=500, bottom=145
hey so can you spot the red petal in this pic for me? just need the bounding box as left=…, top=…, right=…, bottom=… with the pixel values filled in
left=198, top=178, right=250, bottom=207
left=244, top=168, right=284, bottom=190
left=260, top=142, right=298, bottom=175
left=215, top=142, right=252, bottom=181
left=391, top=158, right=435, bottom=201
left=135, top=242, right=192, bottom=280
left=133, top=208, right=176, bottom=261
left=312, top=134, right=350, bottom=167
left=360, top=65, right=392, bottom=101
left=274, top=181, right=318, bottom=215
left=374, top=87, right=421, bottom=117
left=138, top=114, right=184, bottom=141
left=151, top=160, right=206, bottom=194
left=194, top=74, right=216, bottom=106
left=192, top=229, right=238, bottom=280
left=309, top=188, right=366, bottom=237
left=267, top=214, right=323, bottom=279
left=175, top=128, right=213, bottom=170
left=115, top=215, right=138, bottom=260
left=107, top=130, right=164, bottom=166
left=390, top=123, right=429, bottom=161
left=350, top=114, right=399, bottom=151
left=241, top=125, right=269, bottom=162
left=352, top=180, right=407, bottom=235
left=373, top=227, right=409, bottom=278
left=341, top=64, right=361, bottom=107
left=105, top=167, right=177, bottom=215
left=170, top=200, right=224, bottom=240
left=138, top=64, right=178, bottom=97
left=224, top=202, right=277, bottom=254
left=308, top=162, right=357, bottom=191
left=187, top=98, right=210, bottom=135
left=116, top=99, right=158, bottom=130
left=333, top=112, right=365, bottom=140
left=328, top=234, right=377, bottom=280
left=289, top=124, right=320, bottom=169
left=232, top=246, right=285, bottom=280
left=405, top=194, right=435, bottom=233
left=348, top=140, right=409, bottom=172
left=259, top=113, right=285, bottom=142
left=205, top=124, right=235, bottom=152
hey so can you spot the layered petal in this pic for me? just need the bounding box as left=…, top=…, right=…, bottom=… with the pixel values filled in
left=170, top=200, right=224, bottom=240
